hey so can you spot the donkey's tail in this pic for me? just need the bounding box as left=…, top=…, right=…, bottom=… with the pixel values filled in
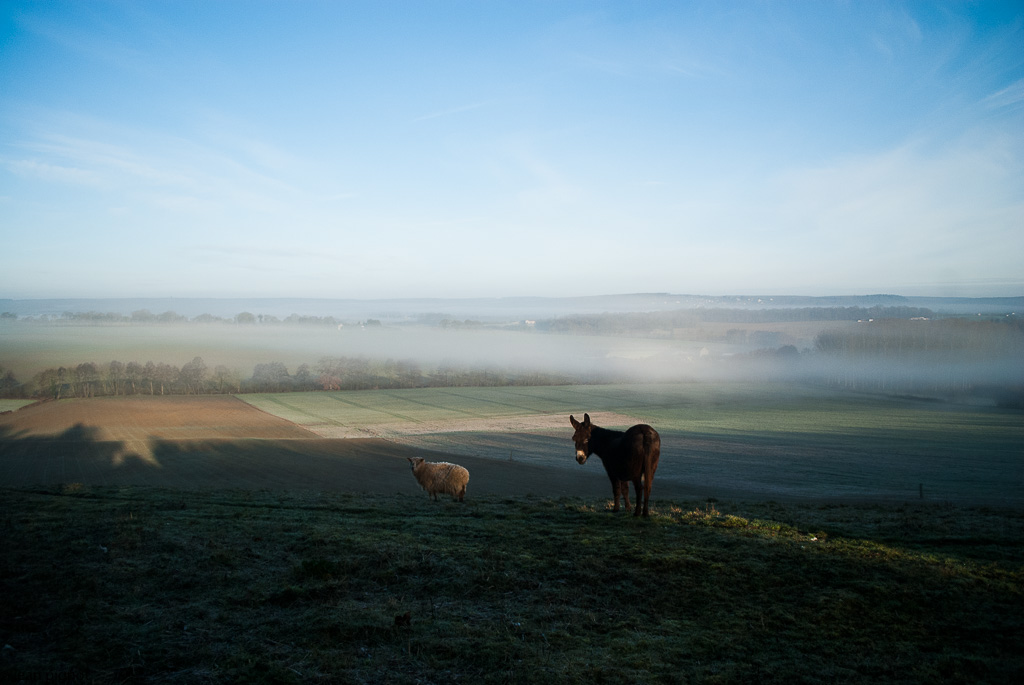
left=644, top=428, right=662, bottom=467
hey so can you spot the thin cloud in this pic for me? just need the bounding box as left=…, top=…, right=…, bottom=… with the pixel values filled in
left=508, top=146, right=582, bottom=211
left=187, top=245, right=346, bottom=263
left=19, top=128, right=204, bottom=190
left=984, top=78, right=1024, bottom=110
left=413, top=100, right=493, bottom=122
left=5, top=158, right=105, bottom=187
left=764, top=132, right=1024, bottom=273
left=664, top=61, right=726, bottom=80
left=14, top=10, right=155, bottom=78
left=11, top=116, right=315, bottom=218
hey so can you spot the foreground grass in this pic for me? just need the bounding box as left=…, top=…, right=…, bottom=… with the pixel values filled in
left=1, top=487, right=1022, bottom=684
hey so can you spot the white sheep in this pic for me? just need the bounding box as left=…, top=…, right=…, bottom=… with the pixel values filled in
left=407, top=457, right=469, bottom=502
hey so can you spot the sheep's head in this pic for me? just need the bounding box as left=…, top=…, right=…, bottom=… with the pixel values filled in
left=407, top=457, right=424, bottom=471
left=569, top=413, right=592, bottom=464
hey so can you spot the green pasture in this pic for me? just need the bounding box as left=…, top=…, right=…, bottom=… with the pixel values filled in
left=240, top=382, right=823, bottom=431
left=242, top=385, right=613, bottom=428
left=241, top=381, right=1022, bottom=441
left=0, top=399, right=35, bottom=413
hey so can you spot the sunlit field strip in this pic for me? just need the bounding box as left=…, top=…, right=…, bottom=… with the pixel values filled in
left=0, top=399, right=36, bottom=413
left=425, top=388, right=544, bottom=416
left=240, top=383, right=1024, bottom=456
left=377, top=389, right=485, bottom=418
left=430, top=386, right=581, bottom=416
left=424, top=384, right=685, bottom=418
left=257, top=394, right=352, bottom=427
left=242, top=385, right=624, bottom=430
left=241, top=384, right=727, bottom=430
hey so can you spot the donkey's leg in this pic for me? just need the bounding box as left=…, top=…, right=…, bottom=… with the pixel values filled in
left=609, top=477, right=621, bottom=511
left=631, top=477, right=645, bottom=517
left=641, top=468, right=655, bottom=517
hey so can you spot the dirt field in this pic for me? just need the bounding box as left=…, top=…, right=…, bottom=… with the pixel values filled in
left=0, top=395, right=317, bottom=441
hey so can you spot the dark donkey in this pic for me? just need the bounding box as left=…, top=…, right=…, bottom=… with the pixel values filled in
left=570, top=413, right=661, bottom=517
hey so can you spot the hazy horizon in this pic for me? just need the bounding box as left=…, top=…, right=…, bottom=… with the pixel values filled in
left=4, top=291, right=1022, bottom=321
left=3, top=1, right=1023, bottom=300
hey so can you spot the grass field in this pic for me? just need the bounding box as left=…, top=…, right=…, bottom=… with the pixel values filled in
left=1, top=383, right=1020, bottom=505
left=0, top=400, right=35, bottom=413
left=1, top=486, right=1021, bottom=684
left=1, top=383, right=1022, bottom=682
left=2, top=385, right=1020, bottom=504
left=240, top=384, right=1024, bottom=505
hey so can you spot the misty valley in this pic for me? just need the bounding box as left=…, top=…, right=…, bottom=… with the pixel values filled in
left=1, top=296, right=1021, bottom=408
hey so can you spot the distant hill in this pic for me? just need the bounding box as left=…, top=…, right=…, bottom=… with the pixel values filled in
left=1, top=293, right=1021, bottom=322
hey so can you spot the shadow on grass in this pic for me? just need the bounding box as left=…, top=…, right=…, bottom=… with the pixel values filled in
left=0, top=425, right=617, bottom=498
left=0, top=423, right=162, bottom=485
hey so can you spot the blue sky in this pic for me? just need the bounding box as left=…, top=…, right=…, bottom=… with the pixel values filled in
left=1, top=0, right=1022, bottom=299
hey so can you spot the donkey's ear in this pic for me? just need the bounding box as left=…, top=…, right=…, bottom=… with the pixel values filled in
left=570, top=415, right=580, bottom=428
left=583, top=413, right=591, bottom=426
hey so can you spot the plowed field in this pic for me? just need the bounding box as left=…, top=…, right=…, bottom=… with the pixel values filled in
left=1, top=395, right=316, bottom=441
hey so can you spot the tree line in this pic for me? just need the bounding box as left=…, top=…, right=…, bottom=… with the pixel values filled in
left=814, top=318, right=1024, bottom=359
left=1, top=310, right=357, bottom=326
left=540, top=306, right=940, bottom=336
left=1, top=356, right=577, bottom=400
left=24, top=357, right=227, bottom=400
left=812, top=318, right=1024, bottom=405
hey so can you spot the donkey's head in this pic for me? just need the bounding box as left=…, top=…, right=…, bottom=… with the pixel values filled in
left=569, top=413, right=593, bottom=464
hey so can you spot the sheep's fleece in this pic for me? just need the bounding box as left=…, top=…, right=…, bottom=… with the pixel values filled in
left=407, top=457, right=469, bottom=501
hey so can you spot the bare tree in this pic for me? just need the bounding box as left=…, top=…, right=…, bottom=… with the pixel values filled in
left=179, top=357, right=208, bottom=394
left=212, top=365, right=240, bottom=393
left=107, top=360, right=125, bottom=395
left=125, top=361, right=143, bottom=394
